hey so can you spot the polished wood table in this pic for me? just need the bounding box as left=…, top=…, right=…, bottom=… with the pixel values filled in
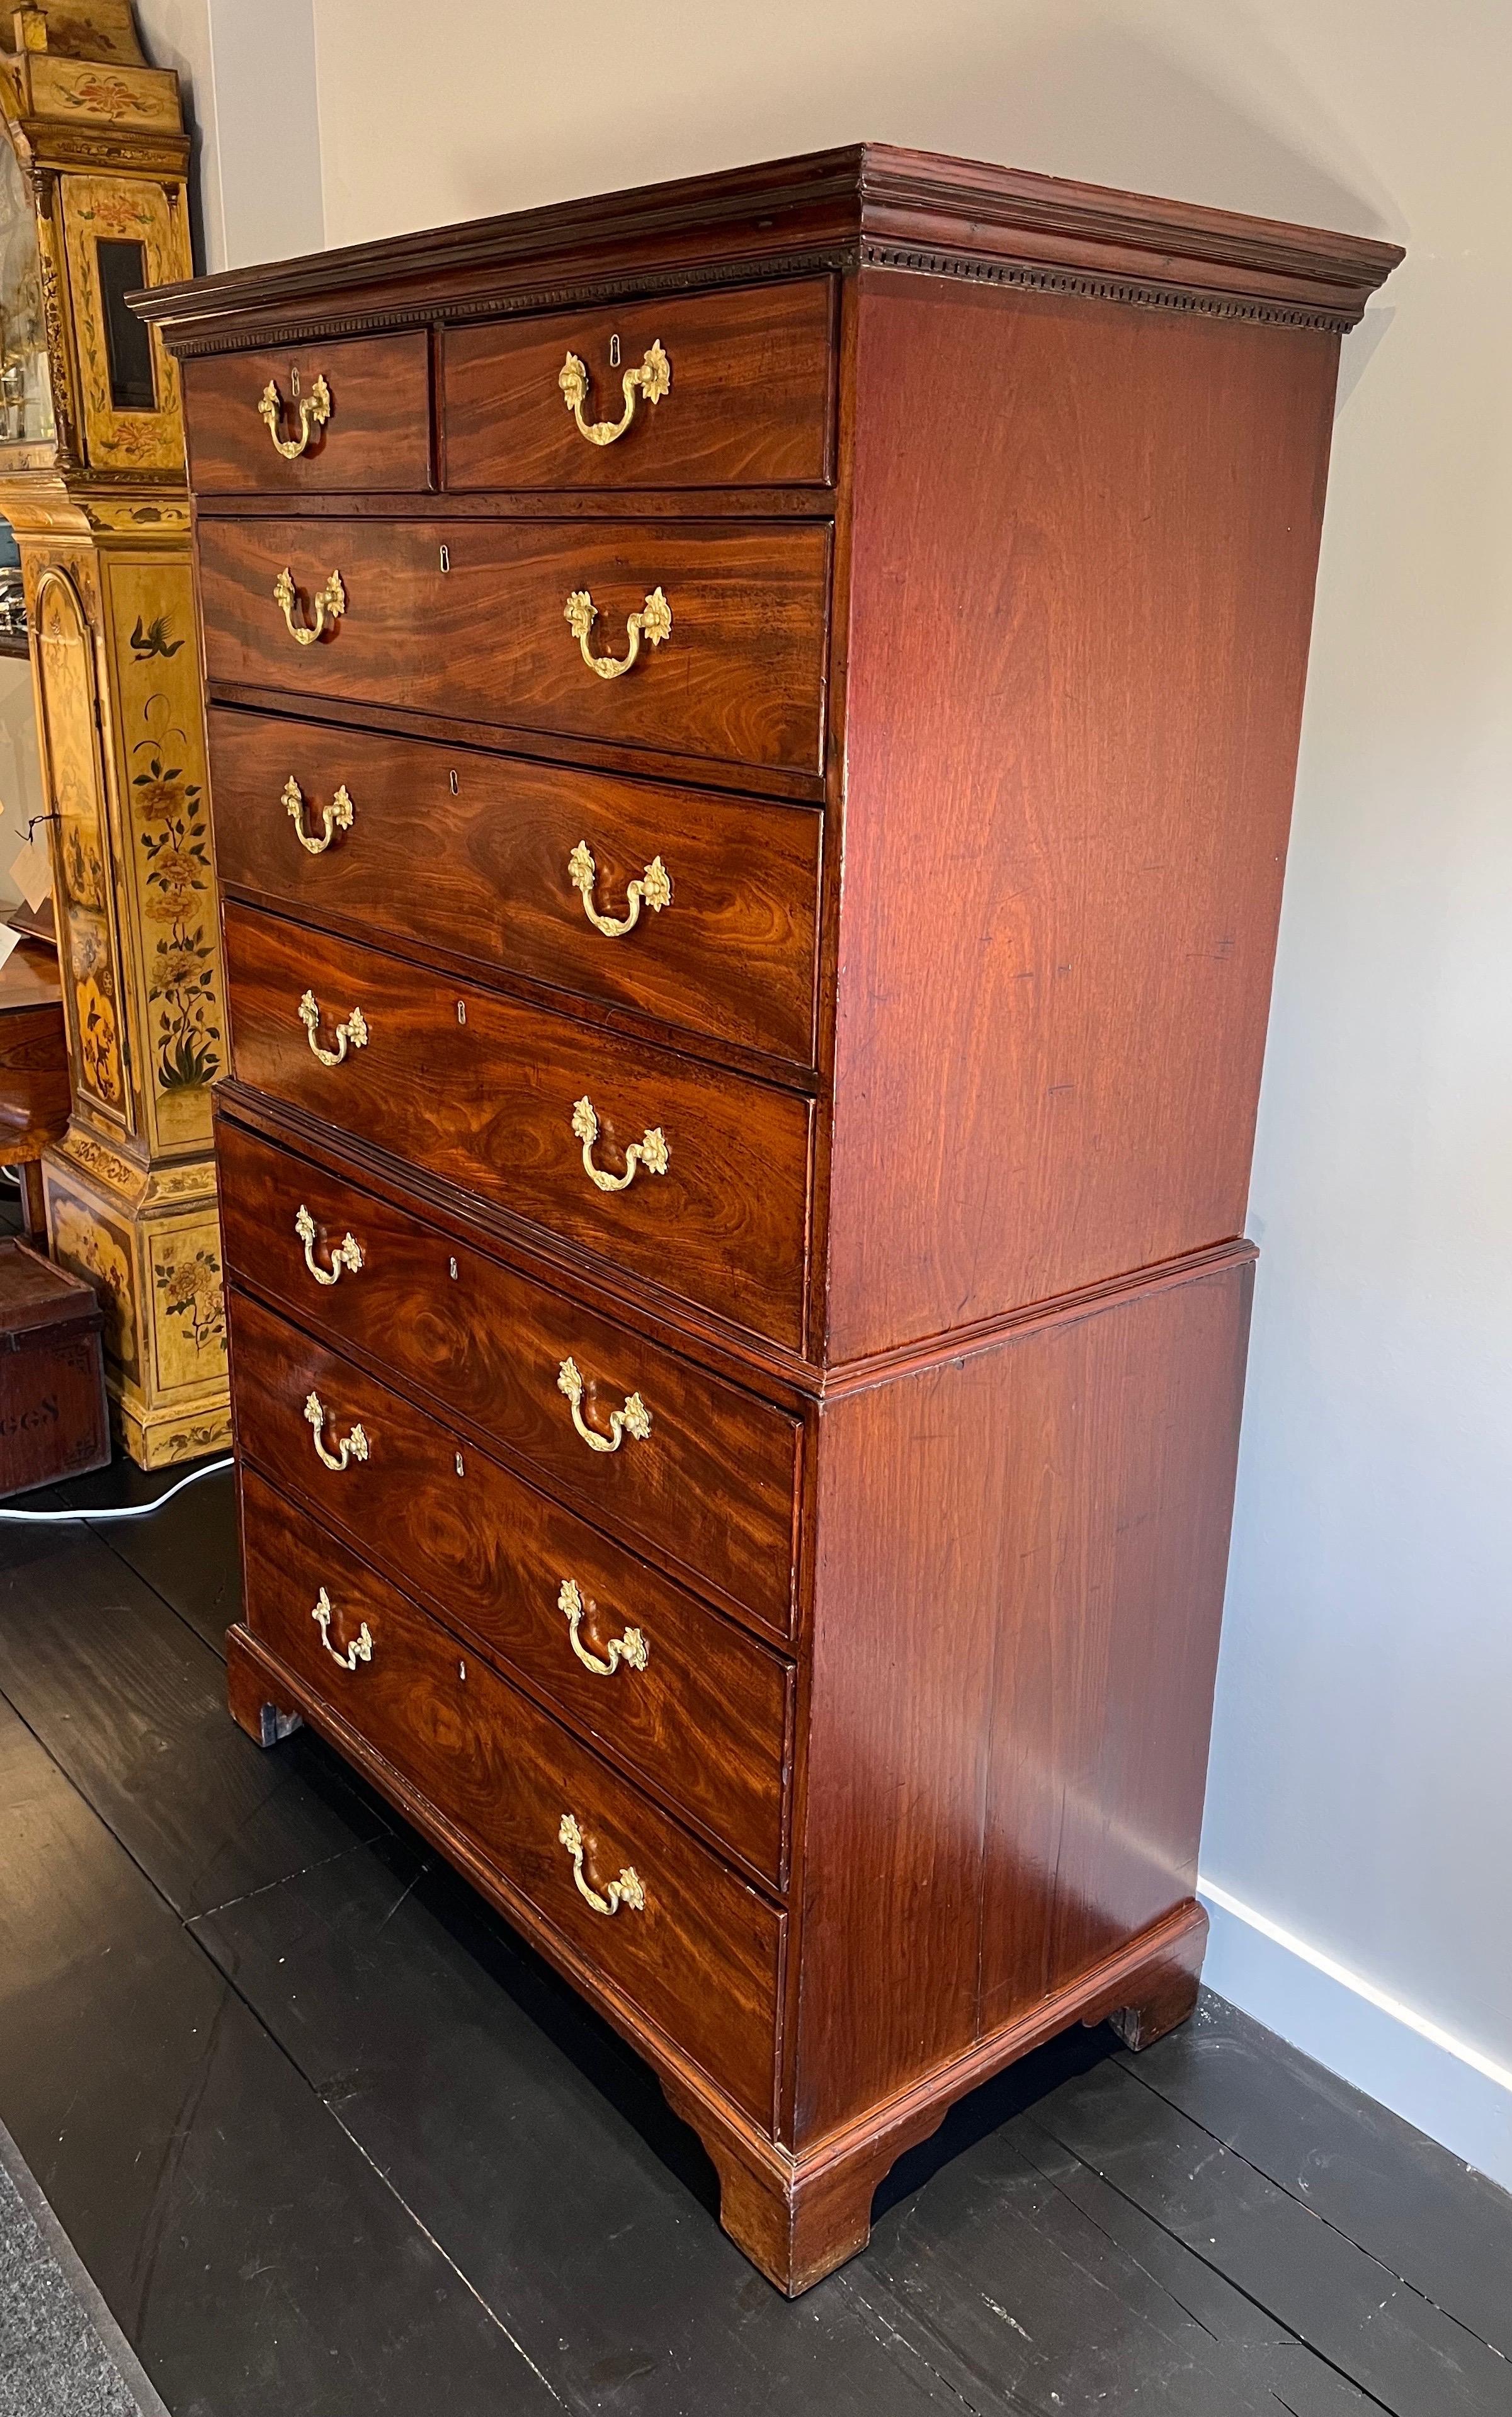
left=0, top=936, right=69, bottom=1241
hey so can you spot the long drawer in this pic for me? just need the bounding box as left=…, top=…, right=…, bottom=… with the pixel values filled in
left=230, top=1286, right=792, bottom=1883
left=196, top=515, right=831, bottom=780
left=223, top=902, right=812, bottom=1351
left=442, top=278, right=834, bottom=490
left=208, top=708, right=822, bottom=1066
left=217, top=1115, right=803, bottom=1638
left=239, top=1470, right=783, bottom=2125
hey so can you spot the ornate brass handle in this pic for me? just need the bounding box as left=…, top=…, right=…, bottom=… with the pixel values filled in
left=311, top=1586, right=373, bottom=1671
left=298, top=988, right=368, bottom=1066
left=557, top=1578, right=648, bottom=1677
left=558, top=339, right=670, bottom=447
left=258, top=372, right=331, bottom=458
left=557, top=1812, right=644, bottom=1914
left=293, top=1204, right=363, bottom=1286
left=571, top=1096, right=668, bottom=1193
left=564, top=586, right=671, bottom=681
left=304, top=1390, right=370, bottom=1472
left=274, top=566, right=346, bottom=645
left=567, top=841, right=671, bottom=938
left=284, top=776, right=354, bottom=856
left=557, top=1355, right=651, bottom=1453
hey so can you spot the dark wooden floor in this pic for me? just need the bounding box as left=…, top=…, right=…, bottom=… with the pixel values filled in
left=1, top=1445, right=1509, bottom=2414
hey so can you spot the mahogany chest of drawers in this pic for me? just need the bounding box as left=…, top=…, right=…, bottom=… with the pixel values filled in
left=141, top=147, right=1399, bottom=2293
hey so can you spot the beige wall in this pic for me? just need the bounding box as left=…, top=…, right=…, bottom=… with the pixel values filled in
left=192, top=0, right=1512, bottom=2174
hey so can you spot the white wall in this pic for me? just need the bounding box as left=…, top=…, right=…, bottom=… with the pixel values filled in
left=185, top=1, right=1512, bottom=2181
left=137, top=0, right=322, bottom=270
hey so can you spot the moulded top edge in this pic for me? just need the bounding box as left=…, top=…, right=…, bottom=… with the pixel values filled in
left=131, top=140, right=1403, bottom=350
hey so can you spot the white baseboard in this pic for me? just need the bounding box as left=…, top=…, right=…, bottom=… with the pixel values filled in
left=1198, top=1876, right=1512, bottom=2195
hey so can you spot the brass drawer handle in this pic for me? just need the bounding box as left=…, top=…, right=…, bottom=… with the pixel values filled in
left=557, top=1355, right=651, bottom=1453
left=284, top=775, right=354, bottom=855
left=567, top=840, right=671, bottom=938
left=311, top=1586, right=373, bottom=1671
left=558, top=1812, right=644, bottom=1915
left=304, top=1390, right=370, bottom=1472
left=258, top=372, right=331, bottom=458
left=274, top=565, right=345, bottom=645
left=558, top=339, right=670, bottom=448
left=294, top=1204, right=363, bottom=1286
left=558, top=1578, right=648, bottom=1677
left=571, top=1095, right=668, bottom=1193
left=564, top=586, right=670, bottom=681
left=298, top=988, right=368, bottom=1066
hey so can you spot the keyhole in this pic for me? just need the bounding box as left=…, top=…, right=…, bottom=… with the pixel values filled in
left=290, top=365, right=301, bottom=397
left=458, top=1660, right=467, bottom=1683
left=455, top=1451, right=465, bottom=1477
left=439, top=542, right=450, bottom=573
left=448, top=1256, right=458, bottom=1280
left=456, top=999, right=467, bottom=1025
left=448, top=769, right=459, bottom=795
left=609, top=333, right=620, bottom=368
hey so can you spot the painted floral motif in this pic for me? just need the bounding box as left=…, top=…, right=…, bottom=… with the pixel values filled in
left=52, top=1197, right=136, bottom=1378
left=133, top=690, right=220, bottom=1092
left=57, top=74, right=157, bottom=122
left=154, top=1243, right=225, bottom=1356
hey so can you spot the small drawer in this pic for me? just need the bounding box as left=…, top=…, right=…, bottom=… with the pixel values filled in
left=208, top=708, right=822, bottom=1067
left=222, top=903, right=812, bottom=1352
left=239, top=1472, right=783, bottom=2125
left=183, top=333, right=431, bottom=493
left=196, top=515, right=830, bottom=782
left=443, top=278, right=833, bottom=490
left=230, top=1287, right=793, bottom=1884
left=217, top=1117, right=802, bottom=1638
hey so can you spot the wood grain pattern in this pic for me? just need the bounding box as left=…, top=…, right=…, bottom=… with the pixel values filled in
left=207, top=707, right=823, bottom=1067
left=222, top=902, right=813, bottom=1350
left=823, top=270, right=1338, bottom=1358
left=443, top=277, right=834, bottom=490
left=196, top=515, right=832, bottom=779
left=183, top=331, right=432, bottom=493
left=236, top=1468, right=785, bottom=2125
left=215, top=1113, right=804, bottom=1637
left=791, top=1259, right=1252, bottom=2143
left=229, top=1285, right=793, bottom=1884
left=0, top=938, right=70, bottom=1166
left=0, top=1240, right=110, bottom=1497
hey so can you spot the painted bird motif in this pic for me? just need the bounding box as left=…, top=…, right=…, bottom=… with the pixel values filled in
left=129, top=613, right=185, bottom=659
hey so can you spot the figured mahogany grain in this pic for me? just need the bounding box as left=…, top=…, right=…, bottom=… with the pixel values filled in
left=196, top=515, right=831, bottom=778
left=824, top=271, right=1339, bottom=1358
left=222, top=902, right=812, bottom=1350
left=792, top=1256, right=1252, bottom=2143
left=216, top=1114, right=803, bottom=1636
left=207, top=707, right=822, bottom=1066
left=183, top=331, right=431, bottom=493
left=443, top=277, right=834, bottom=490
left=229, top=1285, right=793, bottom=1883
left=237, top=1469, right=785, bottom=2124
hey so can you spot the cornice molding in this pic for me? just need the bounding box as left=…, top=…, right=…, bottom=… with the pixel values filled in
left=135, top=142, right=1402, bottom=356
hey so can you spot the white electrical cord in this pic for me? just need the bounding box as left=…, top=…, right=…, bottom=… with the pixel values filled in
left=0, top=1456, right=234, bottom=1523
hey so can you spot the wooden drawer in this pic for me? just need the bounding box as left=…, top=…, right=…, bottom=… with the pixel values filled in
left=230, top=1287, right=793, bottom=1883
left=183, top=332, right=431, bottom=493
left=217, top=1116, right=802, bottom=1638
left=239, top=1470, right=783, bottom=2124
left=196, top=516, right=831, bottom=780
left=443, top=279, right=833, bottom=490
left=208, top=708, right=822, bottom=1067
left=222, top=903, right=812, bottom=1351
